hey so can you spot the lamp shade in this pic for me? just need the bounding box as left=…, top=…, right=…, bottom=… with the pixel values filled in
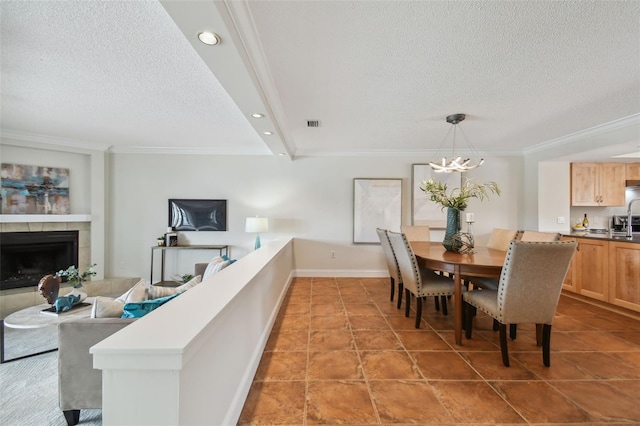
left=245, top=217, right=268, bottom=233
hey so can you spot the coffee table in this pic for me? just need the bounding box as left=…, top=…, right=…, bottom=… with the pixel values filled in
left=1, top=301, right=92, bottom=363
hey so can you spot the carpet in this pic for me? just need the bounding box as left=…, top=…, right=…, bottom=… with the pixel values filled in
left=0, top=326, right=101, bottom=425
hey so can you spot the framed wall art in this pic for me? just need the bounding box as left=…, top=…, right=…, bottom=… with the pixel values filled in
left=0, top=163, right=70, bottom=214
left=411, top=164, right=461, bottom=228
left=168, top=199, right=227, bottom=231
left=353, top=178, right=402, bottom=244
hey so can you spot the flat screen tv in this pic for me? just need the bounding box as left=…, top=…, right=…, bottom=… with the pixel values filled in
left=168, top=199, right=227, bottom=231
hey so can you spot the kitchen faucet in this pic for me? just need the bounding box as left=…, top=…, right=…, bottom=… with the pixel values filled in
left=627, top=198, right=640, bottom=237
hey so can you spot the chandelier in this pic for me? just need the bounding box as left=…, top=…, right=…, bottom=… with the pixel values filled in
left=429, top=113, right=484, bottom=173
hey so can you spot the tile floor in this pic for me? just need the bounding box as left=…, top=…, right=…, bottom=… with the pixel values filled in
left=238, top=277, right=640, bottom=425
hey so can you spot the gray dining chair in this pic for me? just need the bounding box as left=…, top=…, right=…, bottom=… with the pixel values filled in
left=400, top=225, right=447, bottom=312
left=463, top=240, right=577, bottom=367
left=465, top=227, right=519, bottom=291
left=387, top=231, right=457, bottom=328
left=376, top=228, right=403, bottom=308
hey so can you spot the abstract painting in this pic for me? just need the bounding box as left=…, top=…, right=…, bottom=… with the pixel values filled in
left=1, top=163, right=70, bottom=214
left=353, top=178, right=402, bottom=244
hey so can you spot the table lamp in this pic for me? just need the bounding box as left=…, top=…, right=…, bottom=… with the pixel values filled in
left=245, top=217, right=268, bottom=250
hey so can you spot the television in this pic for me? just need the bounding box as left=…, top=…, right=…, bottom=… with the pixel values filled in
left=168, top=199, right=227, bottom=231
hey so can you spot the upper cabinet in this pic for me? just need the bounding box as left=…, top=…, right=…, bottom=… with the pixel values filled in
left=626, top=163, right=640, bottom=180
left=571, top=162, right=626, bottom=206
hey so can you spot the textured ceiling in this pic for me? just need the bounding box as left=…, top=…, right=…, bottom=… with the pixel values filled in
left=1, top=0, right=639, bottom=159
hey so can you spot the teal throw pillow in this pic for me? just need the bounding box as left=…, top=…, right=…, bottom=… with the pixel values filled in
left=121, top=293, right=180, bottom=318
left=221, top=255, right=237, bottom=264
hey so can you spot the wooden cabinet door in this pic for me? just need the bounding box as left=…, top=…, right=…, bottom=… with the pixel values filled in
left=626, top=163, right=640, bottom=180
left=575, top=238, right=609, bottom=301
left=609, top=241, right=640, bottom=312
left=571, top=163, right=599, bottom=206
left=598, top=163, right=625, bottom=206
left=561, top=236, right=577, bottom=292
left=571, top=163, right=626, bottom=206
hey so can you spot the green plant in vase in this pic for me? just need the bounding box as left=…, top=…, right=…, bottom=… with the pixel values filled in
left=56, top=263, right=97, bottom=289
left=420, top=178, right=500, bottom=252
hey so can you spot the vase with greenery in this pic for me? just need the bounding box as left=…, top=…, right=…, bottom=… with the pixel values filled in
left=420, top=178, right=500, bottom=252
left=56, top=264, right=97, bottom=289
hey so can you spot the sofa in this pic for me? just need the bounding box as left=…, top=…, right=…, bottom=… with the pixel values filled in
left=58, top=317, right=136, bottom=425
left=57, top=256, right=232, bottom=425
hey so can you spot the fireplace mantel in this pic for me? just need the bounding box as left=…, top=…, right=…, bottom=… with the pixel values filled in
left=0, top=214, right=91, bottom=223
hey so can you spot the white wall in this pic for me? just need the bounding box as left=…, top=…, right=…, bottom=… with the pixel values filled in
left=537, top=161, right=571, bottom=232
left=109, top=153, right=523, bottom=279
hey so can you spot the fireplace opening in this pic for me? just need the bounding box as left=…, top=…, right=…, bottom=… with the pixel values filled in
left=0, top=231, right=79, bottom=291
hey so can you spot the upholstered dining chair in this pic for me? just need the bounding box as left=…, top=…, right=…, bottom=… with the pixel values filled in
left=376, top=228, right=403, bottom=308
left=463, top=240, right=577, bottom=367
left=400, top=225, right=431, bottom=242
left=387, top=231, right=457, bottom=328
left=399, top=225, right=447, bottom=312
left=520, top=230, right=561, bottom=242
left=466, top=228, right=519, bottom=291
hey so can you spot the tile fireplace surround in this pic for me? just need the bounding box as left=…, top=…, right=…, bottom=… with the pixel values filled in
left=0, top=220, right=135, bottom=317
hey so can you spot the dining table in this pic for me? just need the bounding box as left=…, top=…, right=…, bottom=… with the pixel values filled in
left=410, top=241, right=506, bottom=345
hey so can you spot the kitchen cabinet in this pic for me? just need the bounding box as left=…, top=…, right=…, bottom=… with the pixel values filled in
left=626, top=162, right=640, bottom=180
left=575, top=238, right=609, bottom=301
left=571, top=162, right=625, bottom=206
left=609, top=241, right=640, bottom=312
left=562, top=237, right=609, bottom=301
left=562, top=236, right=577, bottom=292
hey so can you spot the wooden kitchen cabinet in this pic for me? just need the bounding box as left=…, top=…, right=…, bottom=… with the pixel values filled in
left=562, top=237, right=609, bottom=301
left=626, top=162, right=640, bottom=180
left=609, top=241, right=640, bottom=312
left=561, top=236, right=577, bottom=292
left=571, top=162, right=625, bottom=206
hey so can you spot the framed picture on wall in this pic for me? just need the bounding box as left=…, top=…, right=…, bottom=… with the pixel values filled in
left=353, top=178, right=402, bottom=244
left=411, top=164, right=461, bottom=228
left=0, top=163, right=70, bottom=214
left=168, top=199, right=227, bottom=231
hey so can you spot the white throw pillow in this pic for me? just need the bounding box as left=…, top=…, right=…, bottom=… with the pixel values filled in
left=91, top=297, right=124, bottom=318
left=202, top=256, right=225, bottom=280
left=91, top=279, right=148, bottom=318
left=148, top=275, right=202, bottom=299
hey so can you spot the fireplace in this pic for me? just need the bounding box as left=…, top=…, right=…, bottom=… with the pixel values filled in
left=0, top=231, right=78, bottom=290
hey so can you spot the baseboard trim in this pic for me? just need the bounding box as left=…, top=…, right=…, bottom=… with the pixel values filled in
left=294, top=269, right=388, bottom=278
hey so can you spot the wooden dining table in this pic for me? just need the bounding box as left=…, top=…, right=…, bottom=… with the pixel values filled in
left=410, top=241, right=506, bottom=345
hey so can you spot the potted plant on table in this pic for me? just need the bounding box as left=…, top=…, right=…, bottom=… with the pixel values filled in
left=420, top=178, right=500, bottom=252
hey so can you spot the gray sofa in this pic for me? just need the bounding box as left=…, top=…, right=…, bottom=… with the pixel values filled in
left=58, top=318, right=136, bottom=425
left=58, top=264, right=211, bottom=425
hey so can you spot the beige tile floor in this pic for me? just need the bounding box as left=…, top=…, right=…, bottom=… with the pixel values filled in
left=239, top=277, right=640, bottom=425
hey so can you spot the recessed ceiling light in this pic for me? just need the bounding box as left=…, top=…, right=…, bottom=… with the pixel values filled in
left=197, top=31, right=221, bottom=46
left=278, top=153, right=286, bottom=156
left=251, top=113, right=264, bottom=119
left=263, top=131, right=273, bottom=135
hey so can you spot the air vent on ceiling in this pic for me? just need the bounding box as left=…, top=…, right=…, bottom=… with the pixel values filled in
left=307, top=120, right=320, bottom=128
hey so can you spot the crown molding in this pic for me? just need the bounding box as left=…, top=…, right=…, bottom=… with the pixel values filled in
left=293, top=148, right=523, bottom=158
left=0, top=129, right=111, bottom=153
left=523, top=113, right=640, bottom=155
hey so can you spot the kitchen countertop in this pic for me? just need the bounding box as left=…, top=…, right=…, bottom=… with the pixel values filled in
left=563, top=231, right=640, bottom=244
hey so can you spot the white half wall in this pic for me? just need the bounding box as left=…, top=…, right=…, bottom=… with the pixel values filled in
left=92, top=238, right=295, bottom=426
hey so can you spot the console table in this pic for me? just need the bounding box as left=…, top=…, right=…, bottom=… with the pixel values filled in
left=150, top=245, right=229, bottom=284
